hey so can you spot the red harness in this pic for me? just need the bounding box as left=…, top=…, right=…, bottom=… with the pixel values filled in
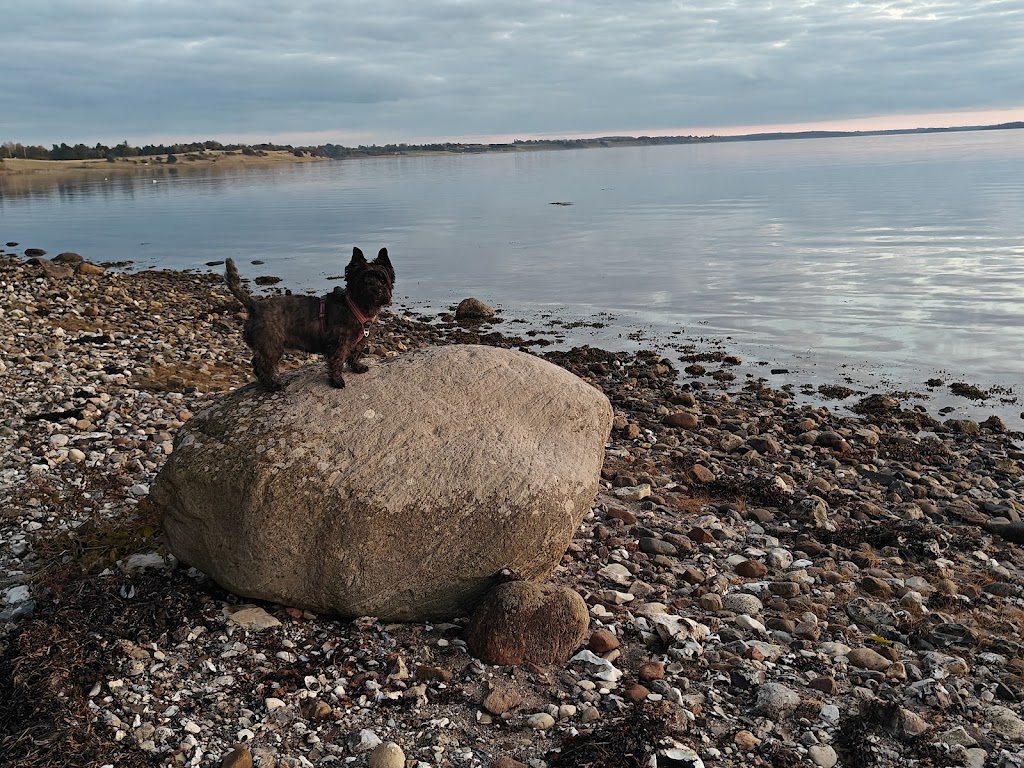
left=320, top=294, right=378, bottom=339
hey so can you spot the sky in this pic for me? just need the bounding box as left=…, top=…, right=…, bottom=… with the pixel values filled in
left=2, top=0, right=1023, bottom=148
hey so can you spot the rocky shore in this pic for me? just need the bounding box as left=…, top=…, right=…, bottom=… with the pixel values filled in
left=3, top=251, right=1024, bottom=768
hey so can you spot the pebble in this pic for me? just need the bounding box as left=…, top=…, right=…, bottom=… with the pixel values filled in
left=808, top=744, right=839, bottom=768
left=527, top=713, right=556, bottom=730
left=734, top=729, right=761, bottom=749
left=369, top=742, right=405, bottom=768
left=735, top=559, right=767, bottom=578
left=483, top=687, right=521, bottom=716
left=613, top=484, right=651, bottom=501
left=847, top=647, right=892, bottom=671
left=220, top=745, right=253, bottom=768
left=753, top=683, right=801, bottom=718
left=348, top=729, right=382, bottom=752
left=808, top=677, right=839, bottom=695
left=988, top=706, right=1024, bottom=741
left=3, top=585, right=30, bottom=604
left=588, top=628, right=620, bottom=653
left=597, top=563, right=633, bottom=585
left=734, top=614, right=766, bottom=633
left=638, top=661, right=665, bottom=681
left=721, top=593, right=763, bottom=616
left=226, top=606, right=282, bottom=631
left=623, top=682, right=651, bottom=702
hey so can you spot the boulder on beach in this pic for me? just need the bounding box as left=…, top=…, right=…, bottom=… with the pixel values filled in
left=153, top=344, right=612, bottom=621
left=455, top=297, right=495, bottom=321
left=467, top=581, right=590, bottom=666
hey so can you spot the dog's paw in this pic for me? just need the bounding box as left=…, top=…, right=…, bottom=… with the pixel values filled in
left=329, top=377, right=346, bottom=388
left=350, top=362, right=369, bottom=374
left=262, top=380, right=284, bottom=392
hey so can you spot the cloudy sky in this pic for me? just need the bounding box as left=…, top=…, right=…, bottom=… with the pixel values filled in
left=3, top=0, right=1023, bottom=147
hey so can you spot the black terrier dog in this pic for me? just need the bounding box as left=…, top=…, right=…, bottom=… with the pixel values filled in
left=225, top=247, right=394, bottom=390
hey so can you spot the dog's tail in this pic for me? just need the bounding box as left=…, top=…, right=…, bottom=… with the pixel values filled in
left=224, top=258, right=256, bottom=312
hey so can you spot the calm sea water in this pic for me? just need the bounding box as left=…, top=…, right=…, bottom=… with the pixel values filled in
left=3, top=131, right=1024, bottom=428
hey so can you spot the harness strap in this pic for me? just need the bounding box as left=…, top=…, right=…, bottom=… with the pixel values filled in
left=345, top=292, right=378, bottom=339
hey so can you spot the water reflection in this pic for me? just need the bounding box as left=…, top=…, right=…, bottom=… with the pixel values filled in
left=0, top=162, right=314, bottom=205
left=3, top=131, right=1024, bottom=428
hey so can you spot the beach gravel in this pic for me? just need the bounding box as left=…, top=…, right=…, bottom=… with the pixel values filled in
left=3, top=252, right=1024, bottom=767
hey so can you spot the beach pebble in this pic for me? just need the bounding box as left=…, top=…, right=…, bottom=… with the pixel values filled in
left=348, top=729, right=383, bottom=752
left=847, top=647, right=892, bottom=671
left=988, top=706, right=1024, bottom=741
left=808, top=745, right=839, bottom=768
left=527, top=713, right=555, bottom=730
left=369, top=742, right=405, bottom=768
left=721, top=593, right=763, bottom=616
left=753, top=683, right=800, bottom=718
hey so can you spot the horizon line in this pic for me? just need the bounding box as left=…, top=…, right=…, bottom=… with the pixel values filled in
left=8, top=106, right=1024, bottom=150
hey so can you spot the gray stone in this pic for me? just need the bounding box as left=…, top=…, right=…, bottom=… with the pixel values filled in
left=808, top=745, right=838, bottom=768
left=120, top=552, right=171, bottom=573
left=796, top=496, right=831, bottom=528
left=898, top=708, right=929, bottom=737
left=987, top=705, right=1024, bottom=741
left=722, top=592, right=763, bottom=616
left=348, top=729, right=382, bottom=753
left=753, top=682, right=800, bottom=718
left=154, top=346, right=611, bottom=620
left=846, top=598, right=898, bottom=628
left=766, top=547, right=794, bottom=570
left=939, top=725, right=978, bottom=747
left=639, top=537, right=677, bottom=556
left=2, top=585, right=30, bottom=604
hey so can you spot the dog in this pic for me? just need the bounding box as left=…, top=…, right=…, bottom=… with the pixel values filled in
left=224, top=247, right=394, bottom=390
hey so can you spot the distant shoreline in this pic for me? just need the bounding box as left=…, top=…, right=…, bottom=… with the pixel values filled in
left=0, top=150, right=327, bottom=181
left=3, top=121, right=1021, bottom=182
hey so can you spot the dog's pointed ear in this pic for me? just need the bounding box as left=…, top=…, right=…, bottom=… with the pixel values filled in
left=350, top=246, right=367, bottom=263
left=375, top=248, right=395, bottom=282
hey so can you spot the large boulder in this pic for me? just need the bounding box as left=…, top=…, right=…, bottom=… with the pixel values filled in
left=153, top=344, right=611, bottom=621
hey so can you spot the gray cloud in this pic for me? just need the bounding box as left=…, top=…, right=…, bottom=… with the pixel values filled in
left=1, top=0, right=1022, bottom=145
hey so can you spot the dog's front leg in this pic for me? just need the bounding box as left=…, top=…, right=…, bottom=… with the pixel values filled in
left=347, top=342, right=369, bottom=374
left=326, top=346, right=347, bottom=388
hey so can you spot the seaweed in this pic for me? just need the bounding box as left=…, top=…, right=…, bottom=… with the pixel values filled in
left=548, top=701, right=679, bottom=768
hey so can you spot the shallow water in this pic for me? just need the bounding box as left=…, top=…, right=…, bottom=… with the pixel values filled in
left=3, top=130, right=1024, bottom=429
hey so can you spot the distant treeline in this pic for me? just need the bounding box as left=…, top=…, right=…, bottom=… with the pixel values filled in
left=0, top=140, right=325, bottom=161
left=3, top=122, right=1022, bottom=161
